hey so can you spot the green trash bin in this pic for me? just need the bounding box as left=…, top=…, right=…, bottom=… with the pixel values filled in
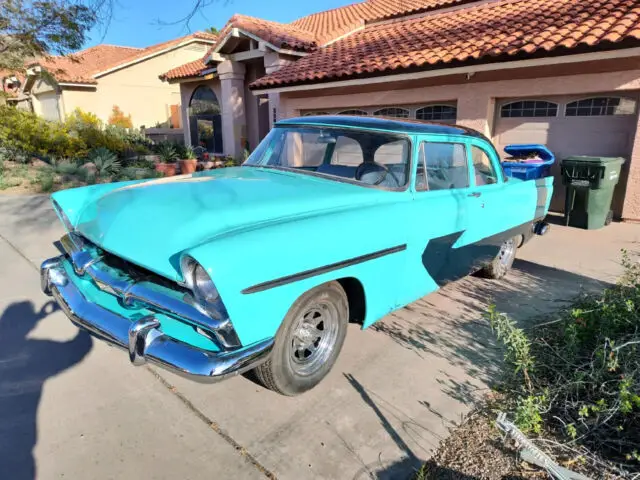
left=560, top=156, right=625, bottom=230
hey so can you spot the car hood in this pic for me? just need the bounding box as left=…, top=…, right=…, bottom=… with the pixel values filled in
left=57, top=167, right=391, bottom=280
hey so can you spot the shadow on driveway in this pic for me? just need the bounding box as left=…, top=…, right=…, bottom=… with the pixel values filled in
left=0, top=301, right=92, bottom=480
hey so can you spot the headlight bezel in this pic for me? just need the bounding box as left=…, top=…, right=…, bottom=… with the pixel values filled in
left=180, top=256, right=227, bottom=320
left=52, top=199, right=74, bottom=232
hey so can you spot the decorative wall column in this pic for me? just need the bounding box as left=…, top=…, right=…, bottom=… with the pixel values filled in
left=218, top=60, right=247, bottom=159
left=622, top=113, right=640, bottom=221
left=263, top=51, right=296, bottom=128
left=455, top=85, right=495, bottom=138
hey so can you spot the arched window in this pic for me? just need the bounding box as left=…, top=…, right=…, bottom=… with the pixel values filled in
left=500, top=100, right=558, bottom=118
left=565, top=97, right=636, bottom=116
left=188, top=85, right=222, bottom=153
left=416, top=105, right=457, bottom=121
left=338, top=109, right=368, bottom=116
left=373, top=107, right=409, bottom=118
left=189, top=85, right=221, bottom=115
left=302, top=111, right=329, bottom=116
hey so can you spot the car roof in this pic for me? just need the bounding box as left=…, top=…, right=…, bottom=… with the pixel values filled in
left=276, top=115, right=488, bottom=139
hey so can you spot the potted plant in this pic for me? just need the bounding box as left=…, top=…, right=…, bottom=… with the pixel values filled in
left=155, top=144, right=179, bottom=176
left=179, top=146, right=198, bottom=175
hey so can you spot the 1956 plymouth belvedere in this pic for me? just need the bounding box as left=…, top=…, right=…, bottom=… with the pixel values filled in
left=41, top=116, right=552, bottom=396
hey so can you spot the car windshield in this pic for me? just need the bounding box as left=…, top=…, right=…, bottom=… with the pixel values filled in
left=243, top=126, right=410, bottom=189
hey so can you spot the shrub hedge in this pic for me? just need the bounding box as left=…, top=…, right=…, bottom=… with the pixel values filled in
left=0, top=106, right=153, bottom=162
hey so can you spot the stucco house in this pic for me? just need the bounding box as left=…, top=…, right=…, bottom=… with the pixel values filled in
left=10, top=32, right=217, bottom=128
left=161, top=0, right=640, bottom=221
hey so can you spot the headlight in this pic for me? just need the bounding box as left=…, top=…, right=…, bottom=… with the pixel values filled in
left=181, top=256, right=222, bottom=312
left=193, top=264, right=220, bottom=303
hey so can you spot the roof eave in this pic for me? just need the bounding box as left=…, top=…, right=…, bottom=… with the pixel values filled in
left=93, top=37, right=217, bottom=79
left=250, top=46, right=640, bottom=94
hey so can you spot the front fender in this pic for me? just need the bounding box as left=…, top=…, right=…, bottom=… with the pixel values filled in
left=183, top=197, right=412, bottom=346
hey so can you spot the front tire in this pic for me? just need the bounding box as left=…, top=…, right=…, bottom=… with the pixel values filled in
left=482, top=236, right=518, bottom=279
left=254, top=281, right=349, bottom=396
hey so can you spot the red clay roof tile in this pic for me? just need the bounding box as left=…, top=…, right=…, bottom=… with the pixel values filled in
left=218, top=14, right=317, bottom=52
left=34, top=32, right=216, bottom=84
left=291, top=0, right=473, bottom=45
left=252, top=0, right=640, bottom=89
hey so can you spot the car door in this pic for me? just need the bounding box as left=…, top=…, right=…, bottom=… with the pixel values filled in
left=399, top=135, right=476, bottom=306
left=464, top=138, right=522, bottom=267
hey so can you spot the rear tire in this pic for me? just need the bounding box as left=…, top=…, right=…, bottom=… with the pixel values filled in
left=482, top=236, right=518, bottom=279
left=254, top=281, right=349, bottom=396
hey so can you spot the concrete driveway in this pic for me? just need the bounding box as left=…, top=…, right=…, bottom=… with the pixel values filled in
left=0, top=194, right=636, bottom=480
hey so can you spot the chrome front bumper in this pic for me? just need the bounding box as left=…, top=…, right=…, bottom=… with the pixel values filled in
left=41, top=257, right=274, bottom=383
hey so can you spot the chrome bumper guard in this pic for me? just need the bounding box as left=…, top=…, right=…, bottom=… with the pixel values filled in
left=41, top=257, right=273, bottom=383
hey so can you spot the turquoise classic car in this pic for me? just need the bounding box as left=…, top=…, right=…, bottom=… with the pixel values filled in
left=41, top=116, right=552, bottom=396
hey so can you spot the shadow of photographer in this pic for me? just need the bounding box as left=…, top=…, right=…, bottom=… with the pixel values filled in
left=0, top=300, right=92, bottom=480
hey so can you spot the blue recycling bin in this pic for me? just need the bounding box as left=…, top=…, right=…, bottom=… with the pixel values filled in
left=501, top=144, right=555, bottom=180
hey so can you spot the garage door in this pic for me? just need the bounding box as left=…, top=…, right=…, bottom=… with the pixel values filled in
left=303, top=103, right=459, bottom=124
left=493, top=94, right=638, bottom=216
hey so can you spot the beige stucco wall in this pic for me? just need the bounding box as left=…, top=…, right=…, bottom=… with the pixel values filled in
left=61, top=41, right=211, bottom=128
left=279, top=65, right=640, bottom=220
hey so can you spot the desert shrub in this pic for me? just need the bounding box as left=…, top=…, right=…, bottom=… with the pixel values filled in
left=86, top=147, right=121, bottom=177
left=55, top=162, right=80, bottom=176
left=487, top=251, right=640, bottom=472
left=36, top=172, right=55, bottom=192
left=108, top=105, right=133, bottom=129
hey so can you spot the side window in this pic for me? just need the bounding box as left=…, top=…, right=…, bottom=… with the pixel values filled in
left=330, top=137, right=363, bottom=166
left=421, top=142, right=469, bottom=191
left=471, top=146, right=498, bottom=186
left=416, top=143, right=428, bottom=191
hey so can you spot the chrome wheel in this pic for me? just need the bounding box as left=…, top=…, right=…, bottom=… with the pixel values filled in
left=498, top=238, right=516, bottom=267
left=289, top=303, right=340, bottom=376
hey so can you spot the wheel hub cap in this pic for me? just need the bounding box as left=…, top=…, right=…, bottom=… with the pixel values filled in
left=289, top=304, right=339, bottom=376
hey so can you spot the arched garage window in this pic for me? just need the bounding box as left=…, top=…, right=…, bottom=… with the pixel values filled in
left=338, top=109, right=368, bottom=116
left=189, top=85, right=222, bottom=153
left=500, top=100, right=558, bottom=118
left=565, top=97, right=636, bottom=116
left=373, top=107, right=409, bottom=118
left=302, top=111, right=329, bottom=116
left=416, top=105, right=457, bottom=121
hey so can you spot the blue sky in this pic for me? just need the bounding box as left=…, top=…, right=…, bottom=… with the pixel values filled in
left=86, top=0, right=356, bottom=49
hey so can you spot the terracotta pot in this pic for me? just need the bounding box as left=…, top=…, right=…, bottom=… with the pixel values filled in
left=179, top=159, right=198, bottom=175
left=155, top=163, right=177, bottom=176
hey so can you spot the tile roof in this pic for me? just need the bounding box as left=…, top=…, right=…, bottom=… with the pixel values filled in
left=218, top=14, right=317, bottom=52
left=252, top=0, right=640, bottom=89
left=160, top=57, right=209, bottom=81
left=291, top=0, right=471, bottom=45
left=34, top=32, right=217, bottom=84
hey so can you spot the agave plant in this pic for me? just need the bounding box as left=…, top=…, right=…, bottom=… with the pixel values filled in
left=184, top=145, right=197, bottom=160
left=87, top=147, right=121, bottom=177
left=157, top=143, right=179, bottom=163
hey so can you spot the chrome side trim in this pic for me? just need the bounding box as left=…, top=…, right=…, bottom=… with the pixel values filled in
left=58, top=233, right=241, bottom=349
left=41, top=257, right=273, bottom=383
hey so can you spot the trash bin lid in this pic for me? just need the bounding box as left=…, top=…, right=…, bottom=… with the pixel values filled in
left=562, top=156, right=626, bottom=166
left=503, top=144, right=555, bottom=163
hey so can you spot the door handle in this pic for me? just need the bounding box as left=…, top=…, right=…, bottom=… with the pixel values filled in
left=468, top=192, right=482, bottom=198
